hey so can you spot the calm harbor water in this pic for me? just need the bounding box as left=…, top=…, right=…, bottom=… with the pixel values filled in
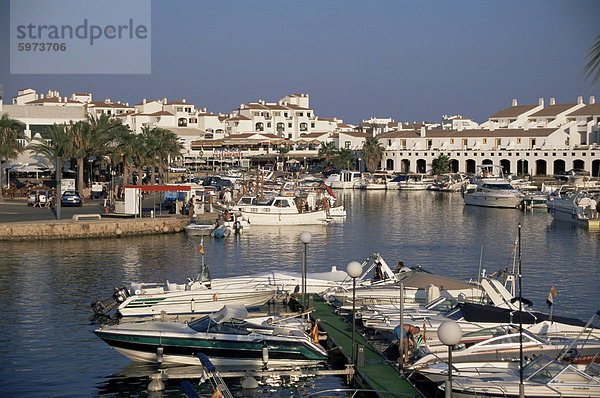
left=1, top=190, right=599, bottom=397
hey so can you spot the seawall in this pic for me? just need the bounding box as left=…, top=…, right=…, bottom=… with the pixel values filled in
left=0, top=214, right=214, bottom=240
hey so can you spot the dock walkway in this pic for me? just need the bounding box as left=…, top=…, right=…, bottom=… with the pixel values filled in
left=310, top=294, right=424, bottom=398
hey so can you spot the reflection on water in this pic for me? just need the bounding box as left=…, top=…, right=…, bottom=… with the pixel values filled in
left=0, top=190, right=598, bottom=396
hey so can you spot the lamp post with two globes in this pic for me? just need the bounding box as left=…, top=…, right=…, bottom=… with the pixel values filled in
left=346, top=261, right=362, bottom=364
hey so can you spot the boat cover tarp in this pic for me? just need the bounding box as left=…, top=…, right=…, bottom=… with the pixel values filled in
left=457, top=303, right=588, bottom=327
left=396, top=270, right=476, bottom=290
left=209, top=304, right=248, bottom=323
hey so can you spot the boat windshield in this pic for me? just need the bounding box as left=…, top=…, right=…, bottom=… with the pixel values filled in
left=425, top=297, right=461, bottom=313
left=524, top=356, right=568, bottom=383
left=188, top=316, right=251, bottom=335
left=481, top=183, right=515, bottom=190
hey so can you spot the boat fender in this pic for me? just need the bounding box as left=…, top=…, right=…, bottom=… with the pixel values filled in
left=262, top=343, right=269, bottom=366
left=156, top=346, right=164, bottom=364
left=241, top=377, right=259, bottom=390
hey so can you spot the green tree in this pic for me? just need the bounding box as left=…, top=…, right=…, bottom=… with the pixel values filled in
left=29, top=123, right=73, bottom=208
left=0, top=114, right=26, bottom=200
left=139, top=126, right=182, bottom=184
left=110, top=128, right=139, bottom=185
left=585, top=34, right=600, bottom=86
left=318, top=141, right=337, bottom=166
left=334, top=148, right=355, bottom=169
left=361, top=136, right=384, bottom=171
left=431, top=154, right=451, bottom=175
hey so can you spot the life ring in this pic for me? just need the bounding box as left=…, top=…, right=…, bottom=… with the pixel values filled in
left=199, top=151, right=204, bottom=157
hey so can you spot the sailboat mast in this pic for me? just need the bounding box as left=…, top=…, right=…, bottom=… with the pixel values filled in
left=518, top=223, right=524, bottom=398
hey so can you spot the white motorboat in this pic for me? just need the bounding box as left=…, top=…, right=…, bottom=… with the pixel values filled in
left=430, top=173, right=469, bottom=192
left=397, top=173, right=437, bottom=190
left=323, top=267, right=486, bottom=308
left=463, top=165, right=524, bottom=208
left=184, top=220, right=215, bottom=236
left=212, top=253, right=399, bottom=295
left=546, top=185, right=599, bottom=222
left=445, top=355, right=600, bottom=398
left=324, top=170, right=362, bottom=189
left=91, top=265, right=276, bottom=318
left=412, top=323, right=600, bottom=368
left=233, top=195, right=330, bottom=225
left=94, top=305, right=328, bottom=369
left=358, top=172, right=391, bottom=190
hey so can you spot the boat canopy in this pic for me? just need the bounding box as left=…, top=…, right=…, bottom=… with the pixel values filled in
left=395, top=270, right=476, bottom=290
left=448, top=302, right=588, bottom=327
left=209, top=304, right=248, bottom=323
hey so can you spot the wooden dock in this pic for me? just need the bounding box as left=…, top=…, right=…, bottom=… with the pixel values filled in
left=310, top=294, right=424, bottom=398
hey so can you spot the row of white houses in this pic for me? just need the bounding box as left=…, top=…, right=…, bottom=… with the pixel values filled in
left=1, top=87, right=600, bottom=177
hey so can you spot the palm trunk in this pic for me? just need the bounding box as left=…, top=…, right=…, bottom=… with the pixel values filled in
left=0, top=159, right=5, bottom=201
left=77, top=158, right=85, bottom=191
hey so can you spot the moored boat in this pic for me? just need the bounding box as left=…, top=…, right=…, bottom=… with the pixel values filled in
left=233, top=195, right=331, bottom=225
left=93, top=305, right=328, bottom=369
left=444, top=355, right=600, bottom=397
left=463, top=165, right=524, bottom=208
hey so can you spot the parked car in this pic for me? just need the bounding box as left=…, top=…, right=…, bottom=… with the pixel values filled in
left=27, top=190, right=53, bottom=206
left=61, top=191, right=82, bottom=207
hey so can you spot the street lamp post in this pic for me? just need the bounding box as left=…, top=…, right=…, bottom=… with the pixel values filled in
left=88, top=158, right=93, bottom=187
left=299, top=232, right=312, bottom=309
left=346, top=261, right=362, bottom=365
left=358, top=158, right=362, bottom=172
left=438, top=321, right=463, bottom=398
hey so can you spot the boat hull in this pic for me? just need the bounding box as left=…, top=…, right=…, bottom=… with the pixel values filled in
left=463, top=193, right=523, bottom=208
left=94, top=327, right=327, bottom=369
left=117, top=288, right=275, bottom=317
left=237, top=210, right=329, bottom=225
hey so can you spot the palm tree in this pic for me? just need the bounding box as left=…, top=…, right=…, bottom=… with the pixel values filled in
left=110, top=128, right=139, bottom=185
left=69, top=120, right=94, bottom=192
left=29, top=123, right=73, bottom=218
left=584, top=34, right=600, bottom=86
left=87, top=113, right=131, bottom=185
left=432, top=154, right=451, bottom=175
left=0, top=114, right=26, bottom=200
left=334, top=148, right=355, bottom=169
left=361, top=136, right=384, bottom=171
left=139, top=126, right=182, bottom=184
left=318, top=141, right=337, bottom=166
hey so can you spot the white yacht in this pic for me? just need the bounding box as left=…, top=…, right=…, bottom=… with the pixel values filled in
left=397, top=173, right=437, bottom=190
left=324, top=170, right=362, bottom=189
left=463, top=165, right=524, bottom=208
left=233, top=195, right=330, bottom=225
left=546, top=186, right=599, bottom=222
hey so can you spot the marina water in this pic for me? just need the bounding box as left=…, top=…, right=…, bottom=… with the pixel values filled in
left=1, top=190, right=599, bottom=397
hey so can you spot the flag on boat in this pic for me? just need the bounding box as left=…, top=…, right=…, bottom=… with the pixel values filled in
left=546, top=286, right=557, bottom=307
left=211, top=388, right=222, bottom=398
left=199, top=241, right=205, bottom=255
left=310, top=323, right=319, bottom=344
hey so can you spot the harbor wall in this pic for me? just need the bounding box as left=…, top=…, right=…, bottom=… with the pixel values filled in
left=0, top=215, right=213, bottom=240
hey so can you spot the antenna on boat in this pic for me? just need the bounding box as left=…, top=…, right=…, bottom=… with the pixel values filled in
left=477, top=243, right=484, bottom=285
left=518, top=223, right=524, bottom=398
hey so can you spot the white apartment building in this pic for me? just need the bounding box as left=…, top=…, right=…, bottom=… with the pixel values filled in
left=378, top=97, right=600, bottom=176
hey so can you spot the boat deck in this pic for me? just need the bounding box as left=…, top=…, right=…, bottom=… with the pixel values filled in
left=310, top=294, right=424, bottom=398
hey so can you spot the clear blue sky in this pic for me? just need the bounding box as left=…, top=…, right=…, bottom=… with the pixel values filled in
left=1, top=0, right=599, bottom=124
